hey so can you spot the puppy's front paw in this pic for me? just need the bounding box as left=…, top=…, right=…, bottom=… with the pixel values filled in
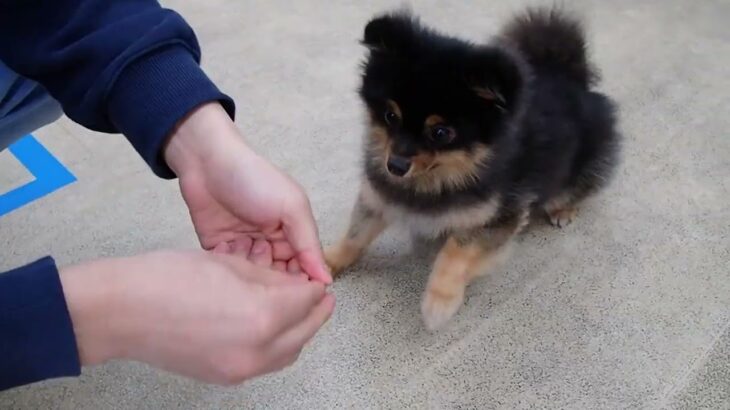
left=324, top=243, right=360, bottom=277
left=421, top=288, right=464, bottom=331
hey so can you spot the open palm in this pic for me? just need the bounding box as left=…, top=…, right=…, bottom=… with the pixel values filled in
left=178, top=150, right=330, bottom=283
left=165, top=103, right=330, bottom=283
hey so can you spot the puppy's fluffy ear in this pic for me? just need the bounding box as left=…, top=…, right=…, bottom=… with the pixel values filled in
left=363, top=13, right=420, bottom=54
left=465, top=48, right=526, bottom=113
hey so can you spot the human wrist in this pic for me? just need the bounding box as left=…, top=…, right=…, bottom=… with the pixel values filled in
left=163, top=102, right=254, bottom=178
left=58, top=257, right=131, bottom=366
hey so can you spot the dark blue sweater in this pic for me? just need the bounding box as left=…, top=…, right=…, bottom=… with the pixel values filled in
left=0, top=0, right=235, bottom=390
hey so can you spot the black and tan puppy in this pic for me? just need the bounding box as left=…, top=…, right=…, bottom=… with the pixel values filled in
left=325, top=7, right=621, bottom=330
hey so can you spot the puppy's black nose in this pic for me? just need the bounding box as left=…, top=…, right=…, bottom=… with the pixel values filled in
left=386, top=155, right=412, bottom=177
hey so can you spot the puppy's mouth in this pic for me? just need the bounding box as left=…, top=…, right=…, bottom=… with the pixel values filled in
left=385, top=153, right=441, bottom=178
left=379, top=145, right=491, bottom=192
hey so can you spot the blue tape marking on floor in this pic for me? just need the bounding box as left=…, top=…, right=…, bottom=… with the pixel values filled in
left=0, top=134, right=76, bottom=217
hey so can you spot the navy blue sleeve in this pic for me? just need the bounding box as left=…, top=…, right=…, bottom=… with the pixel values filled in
left=0, top=0, right=235, bottom=178
left=0, top=258, right=81, bottom=391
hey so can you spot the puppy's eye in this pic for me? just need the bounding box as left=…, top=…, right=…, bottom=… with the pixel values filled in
left=431, top=126, right=454, bottom=144
left=384, top=111, right=399, bottom=125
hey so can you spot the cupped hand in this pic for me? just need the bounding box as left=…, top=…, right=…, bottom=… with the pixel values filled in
left=164, top=103, right=331, bottom=283
left=60, top=250, right=335, bottom=385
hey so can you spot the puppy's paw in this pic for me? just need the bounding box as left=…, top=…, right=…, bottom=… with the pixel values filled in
left=421, top=288, right=464, bottom=331
left=324, top=243, right=360, bottom=277
left=547, top=206, right=577, bottom=228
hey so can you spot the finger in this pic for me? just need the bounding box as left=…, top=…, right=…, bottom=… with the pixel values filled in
left=269, top=282, right=327, bottom=332
left=272, top=261, right=287, bottom=272
left=212, top=242, right=231, bottom=254
left=252, top=269, right=307, bottom=286
left=264, top=230, right=286, bottom=241
left=231, top=236, right=254, bottom=257
left=270, top=293, right=335, bottom=354
left=297, top=251, right=332, bottom=285
left=282, top=200, right=332, bottom=284
left=286, top=259, right=300, bottom=274
left=216, top=254, right=304, bottom=286
left=271, top=240, right=296, bottom=261
left=249, top=239, right=273, bottom=267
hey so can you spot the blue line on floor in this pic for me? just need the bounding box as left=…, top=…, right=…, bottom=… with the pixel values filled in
left=0, top=134, right=76, bottom=217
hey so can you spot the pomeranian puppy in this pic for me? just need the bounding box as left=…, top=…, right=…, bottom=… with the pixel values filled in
left=325, top=7, right=621, bottom=330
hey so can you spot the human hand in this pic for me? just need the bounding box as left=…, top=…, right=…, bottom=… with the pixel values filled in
left=59, top=250, right=335, bottom=385
left=163, top=102, right=331, bottom=283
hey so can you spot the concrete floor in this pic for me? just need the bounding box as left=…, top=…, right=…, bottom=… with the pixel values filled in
left=1, top=0, right=729, bottom=408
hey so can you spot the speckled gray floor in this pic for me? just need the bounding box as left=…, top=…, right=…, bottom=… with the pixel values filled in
left=1, top=0, right=729, bottom=409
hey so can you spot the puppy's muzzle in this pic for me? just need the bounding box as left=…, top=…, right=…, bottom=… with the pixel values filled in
left=386, top=154, right=412, bottom=177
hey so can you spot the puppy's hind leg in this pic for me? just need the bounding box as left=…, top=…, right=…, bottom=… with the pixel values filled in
left=544, top=193, right=578, bottom=228
left=546, top=92, right=621, bottom=228
left=324, top=191, right=387, bottom=277
left=421, top=213, right=526, bottom=330
left=544, top=141, right=618, bottom=228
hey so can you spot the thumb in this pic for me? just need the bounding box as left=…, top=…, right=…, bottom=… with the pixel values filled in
left=282, top=195, right=332, bottom=284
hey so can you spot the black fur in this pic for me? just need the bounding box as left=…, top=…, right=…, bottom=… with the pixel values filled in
left=358, top=7, right=621, bottom=219
left=500, top=8, right=600, bottom=87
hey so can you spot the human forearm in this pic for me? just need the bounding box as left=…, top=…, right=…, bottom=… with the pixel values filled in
left=0, top=0, right=235, bottom=178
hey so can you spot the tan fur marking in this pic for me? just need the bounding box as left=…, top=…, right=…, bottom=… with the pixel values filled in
left=544, top=193, right=578, bottom=228
left=324, top=189, right=387, bottom=277
left=410, top=145, right=492, bottom=194
left=424, top=114, right=445, bottom=127
left=428, top=238, right=480, bottom=297
left=421, top=213, right=524, bottom=329
left=544, top=192, right=573, bottom=210
left=421, top=237, right=483, bottom=330
left=409, top=151, right=436, bottom=174
left=324, top=242, right=363, bottom=276
left=369, top=124, right=388, bottom=148
left=324, top=221, right=386, bottom=275
left=546, top=206, right=577, bottom=228
left=359, top=179, right=385, bottom=210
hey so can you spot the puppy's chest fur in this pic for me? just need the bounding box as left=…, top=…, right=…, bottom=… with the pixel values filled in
left=360, top=179, right=502, bottom=238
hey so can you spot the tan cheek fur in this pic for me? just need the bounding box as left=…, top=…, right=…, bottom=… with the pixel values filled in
left=410, top=146, right=492, bottom=194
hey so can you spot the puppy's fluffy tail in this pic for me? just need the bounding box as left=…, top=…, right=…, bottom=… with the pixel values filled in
left=500, top=7, right=598, bottom=87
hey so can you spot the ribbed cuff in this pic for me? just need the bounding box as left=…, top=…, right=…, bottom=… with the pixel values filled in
left=107, top=46, right=236, bottom=179
left=0, top=257, right=81, bottom=391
